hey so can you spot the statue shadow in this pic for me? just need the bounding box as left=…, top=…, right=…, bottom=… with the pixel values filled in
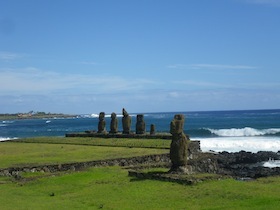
left=128, top=170, right=193, bottom=185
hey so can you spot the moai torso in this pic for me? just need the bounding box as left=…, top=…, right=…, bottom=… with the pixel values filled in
left=110, top=112, right=118, bottom=134
left=136, top=114, right=146, bottom=134
left=169, top=114, right=190, bottom=169
left=98, top=112, right=106, bottom=133
left=122, top=108, right=131, bottom=134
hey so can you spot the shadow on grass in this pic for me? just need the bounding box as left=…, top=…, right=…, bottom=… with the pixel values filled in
left=128, top=170, right=195, bottom=185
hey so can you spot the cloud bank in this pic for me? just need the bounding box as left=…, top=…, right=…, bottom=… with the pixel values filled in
left=0, top=67, right=157, bottom=94
left=167, top=64, right=257, bottom=70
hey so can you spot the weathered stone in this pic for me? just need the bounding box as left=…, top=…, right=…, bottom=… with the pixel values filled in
left=150, top=124, right=156, bottom=135
left=122, top=108, right=131, bottom=134
left=169, top=114, right=190, bottom=172
left=98, top=112, right=106, bottom=133
left=136, top=114, right=146, bottom=134
left=110, top=112, right=118, bottom=134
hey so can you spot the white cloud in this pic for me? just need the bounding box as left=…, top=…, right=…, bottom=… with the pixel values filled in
left=0, top=52, right=23, bottom=61
left=0, top=67, right=158, bottom=94
left=167, top=64, right=257, bottom=70
left=171, top=80, right=231, bottom=89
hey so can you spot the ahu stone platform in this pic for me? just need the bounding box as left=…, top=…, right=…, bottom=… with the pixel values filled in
left=65, top=132, right=173, bottom=139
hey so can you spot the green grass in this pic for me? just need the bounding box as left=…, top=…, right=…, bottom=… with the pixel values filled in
left=0, top=141, right=168, bottom=168
left=1, top=137, right=280, bottom=209
left=1, top=167, right=280, bottom=209
left=15, top=136, right=171, bottom=149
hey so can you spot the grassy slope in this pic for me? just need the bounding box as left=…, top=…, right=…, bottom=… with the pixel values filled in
left=0, top=140, right=169, bottom=168
left=16, top=136, right=171, bottom=149
left=1, top=137, right=280, bottom=209
left=0, top=167, right=280, bottom=210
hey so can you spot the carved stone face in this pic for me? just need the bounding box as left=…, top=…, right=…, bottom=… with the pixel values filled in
left=122, top=108, right=128, bottom=117
left=171, top=114, right=185, bottom=134
left=174, top=120, right=183, bottom=133
left=99, top=112, right=105, bottom=120
left=111, top=112, right=116, bottom=119
left=137, top=114, right=144, bottom=121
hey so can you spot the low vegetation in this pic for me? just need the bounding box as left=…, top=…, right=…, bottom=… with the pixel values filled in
left=1, top=166, right=280, bottom=209
left=15, top=136, right=171, bottom=149
left=0, top=112, right=77, bottom=120
left=1, top=137, right=280, bottom=209
left=0, top=138, right=169, bottom=168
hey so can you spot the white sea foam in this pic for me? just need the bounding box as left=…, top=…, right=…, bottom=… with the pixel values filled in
left=0, top=137, right=18, bottom=142
left=91, top=113, right=136, bottom=118
left=263, top=160, right=280, bottom=168
left=195, top=136, right=280, bottom=153
left=207, top=127, right=280, bottom=137
left=2, top=120, right=15, bottom=124
left=90, top=113, right=99, bottom=118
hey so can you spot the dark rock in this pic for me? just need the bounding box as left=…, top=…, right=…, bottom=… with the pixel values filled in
left=216, top=150, right=280, bottom=178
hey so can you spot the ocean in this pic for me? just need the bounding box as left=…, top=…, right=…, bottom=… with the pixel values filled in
left=1, top=109, right=280, bottom=153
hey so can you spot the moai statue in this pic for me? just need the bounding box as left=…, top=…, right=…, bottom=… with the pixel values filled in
left=122, top=108, right=131, bottom=134
left=169, top=114, right=190, bottom=172
left=136, top=114, right=146, bottom=134
left=97, top=112, right=106, bottom=133
left=150, top=124, right=156, bottom=135
left=110, top=112, right=118, bottom=134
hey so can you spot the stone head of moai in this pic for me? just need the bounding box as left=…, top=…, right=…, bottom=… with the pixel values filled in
left=99, top=112, right=105, bottom=121
left=111, top=112, right=117, bottom=119
left=170, top=114, right=185, bottom=135
left=122, top=108, right=129, bottom=117
left=136, top=114, right=144, bottom=121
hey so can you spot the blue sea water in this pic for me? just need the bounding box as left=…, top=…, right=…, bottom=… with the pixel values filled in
left=1, top=109, right=280, bottom=152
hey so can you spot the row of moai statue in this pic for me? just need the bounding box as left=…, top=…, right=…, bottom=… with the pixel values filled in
left=97, top=108, right=156, bottom=135
left=99, top=110, right=190, bottom=172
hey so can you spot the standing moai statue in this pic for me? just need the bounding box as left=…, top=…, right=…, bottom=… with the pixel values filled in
left=150, top=124, right=156, bottom=135
left=110, top=112, right=118, bottom=134
left=136, top=114, right=146, bottom=134
left=122, top=108, right=131, bottom=134
left=169, top=114, right=190, bottom=172
left=97, top=112, right=106, bottom=133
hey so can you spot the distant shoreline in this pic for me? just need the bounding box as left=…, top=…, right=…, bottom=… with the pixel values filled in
left=0, top=113, right=78, bottom=120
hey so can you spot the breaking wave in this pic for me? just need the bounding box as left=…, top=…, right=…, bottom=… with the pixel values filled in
left=206, top=127, right=280, bottom=137
left=0, top=137, right=18, bottom=142
left=263, top=160, right=280, bottom=168
left=90, top=113, right=136, bottom=118
left=197, top=137, right=280, bottom=152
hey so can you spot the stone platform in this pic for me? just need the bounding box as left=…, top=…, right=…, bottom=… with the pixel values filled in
left=65, top=132, right=173, bottom=139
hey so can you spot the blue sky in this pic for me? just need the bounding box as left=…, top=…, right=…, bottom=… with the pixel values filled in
left=0, top=0, right=280, bottom=114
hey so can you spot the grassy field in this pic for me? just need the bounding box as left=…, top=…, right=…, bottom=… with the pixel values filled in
left=1, top=137, right=280, bottom=209
left=0, top=138, right=169, bottom=168
left=16, top=136, right=171, bottom=149
left=1, top=167, right=280, bottom=210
